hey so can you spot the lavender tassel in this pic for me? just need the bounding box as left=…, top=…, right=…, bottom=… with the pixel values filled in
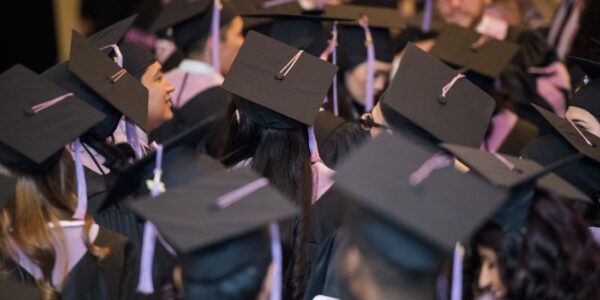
left=451, top=243, right=464, bottom=300
left=72, top=139, right=88, bottom=220
left=269, top=223, right=282, bottom=300
left=211, top=0, right=222, bottom=73
left=359, top=17, right=375, bottom=113
left=421, top=0, right=433, bottom=33
left=137, top=144, right=165, bottom=294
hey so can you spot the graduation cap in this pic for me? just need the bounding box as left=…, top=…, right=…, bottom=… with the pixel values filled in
left=0, top=65, right=105, bottom=173
left=532, top=103, right=600, bottom=162
left=119, top=42, right=157, bottom=80
left=323, top=4, right=405, bottom=29
left=429, top=24, right=520, bottom=79
left=149, top=0, right=213, bottom=32
left=87, top=14, right=138, bottom=49
left=129, top=166, right=296, bottom=252
left=0, top=175, right=17, bottom=211
left=222, top=30, right=338, bottom=128
left=571, top=56, right=600, bottom=80
left=441, top=143, right=591, bottom=203
left=333, top=133, right=507, bottom=272
left=380, top=43, right=495, bottom=148
left=0, top=279, right=43, bottom=300
left=100, top=118, right=222, bottom=213
left=68, top=30, right=149, bottom=131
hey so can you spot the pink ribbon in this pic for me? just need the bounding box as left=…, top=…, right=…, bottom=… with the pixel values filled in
left=278, top=50, right=304, bottom=79
left=441, top=74, right=466, bottom=98
left=262, top=0, right=296, bottom=8
left=409, top=152, right=453, bottom=186
left=216, top=178, right=270, bottom=209
left=358, top=16, right=375, bottom=113
left=26, top=93, right=73, bottom=115
left=491, top=152, right=515, bottom=171
left=109, top=69, right=127, bottom=83
left=569, top=120, right=594, bottom=147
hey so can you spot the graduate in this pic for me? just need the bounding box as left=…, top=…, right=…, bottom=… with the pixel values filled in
left=0, top=65, right=138, bottom=299
left=219, top=31, right=337, bottom=299
left=42, top=28, right=150, bottom=241
left=127, top=166, right=298, bottom=300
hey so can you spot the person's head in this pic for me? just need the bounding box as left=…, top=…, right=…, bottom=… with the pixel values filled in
left=141, top=61, right=175, bottom=132
left=175, top=13, right=244, bottom=76
left=338, top=26, right=394, bottom=106
left=178, top=229, right=274, bottom=300
left=436, top=0, right=491, bottom=28
left=471, top=224, right=508, bottom=299
left=220, top=99, right=312, bottom=300
left=0, top=152, right=109, bottom=298
left=344, top=61, right=393, bottom=107
left=120, top=42, right=175, bottom=132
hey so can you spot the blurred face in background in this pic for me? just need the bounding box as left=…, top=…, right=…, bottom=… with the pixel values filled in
left=345, top=61, right=392, bottom=107
left=437, top=0, right=490, bottom=28
left=477, top=245, right=507, bottom=299
left=142, top=62, right=175, bottom=132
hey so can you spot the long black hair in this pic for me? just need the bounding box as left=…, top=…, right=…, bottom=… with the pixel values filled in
left=220, top=101, right=312, bottom=300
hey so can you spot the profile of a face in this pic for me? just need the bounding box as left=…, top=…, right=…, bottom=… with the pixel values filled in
left=566, top=106, right=600, bottom=138
left=344, top=61, right=392, bottom=106
left=436, top=0, right=490, bottom=28
left=477, top=245, right=507, bottom=299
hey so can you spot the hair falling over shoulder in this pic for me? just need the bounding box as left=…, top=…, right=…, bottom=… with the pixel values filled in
left=0, top=151, right=109, bottom=300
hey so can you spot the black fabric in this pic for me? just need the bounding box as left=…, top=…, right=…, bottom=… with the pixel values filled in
left=266, top=18, right=328, bottom=57
left=496, top=117, right=539, bottom=156
left=0, top=278, right=42, bottom=300
left=119, top=42, right=157, bottom=80
left=570, top=78, right=600, bottom=118
left=304, top=230, right=344, bottom=300
left=9, top=227, right=138, bottom=300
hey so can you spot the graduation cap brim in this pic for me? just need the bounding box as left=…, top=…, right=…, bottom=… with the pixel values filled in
left=323, top=4, right=405, bottom=29
left=441, top=143, right=592, bottom=203
left=87, top=14, right=138, bottom=49
left=532, top=103, right=600, bottom=163
left=570, top=56, right=600, bottom=80
left=334, top=133, right=507, bottom=251
left=0, top=279, right=43, bottom=300
left=68, top=30, right=149, bottom=131
left=0, top=65, right=106, bottom=166
left=0, top=175, right=17, bottom=210
left=222, top=30, right=338, bottom=126
left=240, top=13, right=353, bottom=23
left=99, top=117, right=218, bottom=212
left=429, top=25, right=520, bottom=78
left=129, top=167, right=297, bottom=252
left=382, top=43, right=495, bottom=147
left=238, top=1, right=304, bottom=29
left=149, top=0, right=213, bottom=32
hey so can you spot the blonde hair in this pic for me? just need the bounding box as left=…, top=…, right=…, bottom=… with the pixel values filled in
left=0, top=151, right=109, bottom=299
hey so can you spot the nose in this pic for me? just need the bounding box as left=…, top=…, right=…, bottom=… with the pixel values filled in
left=451, top=0, right=461, bottom=7
left=165, top=77, right=175, bottom=93
left=478, top=266, right=492, bottom=290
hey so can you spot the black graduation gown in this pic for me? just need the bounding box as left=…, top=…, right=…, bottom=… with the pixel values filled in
left=86, top=168, right=145, bottom=243
left=304, top=230, right=346, bottom=300
left=8, top=227, right=137, bottom=300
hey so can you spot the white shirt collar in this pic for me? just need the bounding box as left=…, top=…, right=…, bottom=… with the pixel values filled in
left=179, top=59, right=218, bottom=75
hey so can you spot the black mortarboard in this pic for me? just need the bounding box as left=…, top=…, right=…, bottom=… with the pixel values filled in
left=236, top=0, right=303, bottom=30
left=0, top=175, right=16, bottom=210
left=119, top=42, right=157, bottom=80
left=129, top=166, right=297, bottom=252
left=334, top=133, right=507, bottom=270
left=569, top=76, right=600, bottom=118
left=532, top=103, right=600, bottom=162
left=381, top=43, right=495, bottom=148
left=571, top=56, right=600, bottom=80
left=0, top=279, right=42, bottom=300
left=150, top=0, right=238, bottom=52
left=222, top=31, right=338, bottom=128
left=100, top=118, right=222, bottom=213
left=0, top=65, right=105, bottom=173
left=87, top=14, right=138, bottom=49
left=441, top=143, right=591, bottom=203
left=324, top=4, right=404, bottom=29
left=68, top=30, right=149, bottom=131
left=429, top=25, right=520, bottom=79
left=337, top=25, right=395, bottom=72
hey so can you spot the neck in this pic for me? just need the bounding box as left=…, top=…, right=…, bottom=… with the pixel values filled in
left=187, top=50, right=211, bottom=65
